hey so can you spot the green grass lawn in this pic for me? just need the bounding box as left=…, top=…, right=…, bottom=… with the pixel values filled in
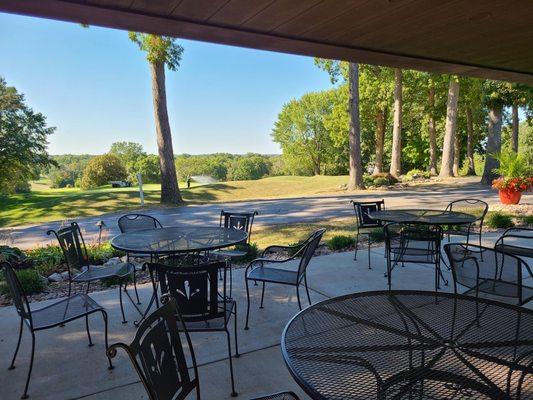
left=0, top=176, right=349, bottom=227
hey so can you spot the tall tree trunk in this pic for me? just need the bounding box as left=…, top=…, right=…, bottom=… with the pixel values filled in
left=511, top=101, right=519, bottom=152
left=465, top=106, right=476, bottom=175
left=453, top=132, right=460, bottom=176
left=372, top=107, right=386, bottom=175
left=481, top=105, right=503, bottom=185
left=347, top=63, right=365, bottom=190
left=439, top=78, right=459, bottom=178
left=389, top=68, right=402, bottom=177
left=428, top=85, right=438, bottom=175
left=150, top=61, right=182, bottom=204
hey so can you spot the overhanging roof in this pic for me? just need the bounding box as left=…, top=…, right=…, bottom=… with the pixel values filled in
left=1, top=0, right=532, bottom=85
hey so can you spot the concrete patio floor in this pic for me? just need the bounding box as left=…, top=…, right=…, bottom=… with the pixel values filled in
left=0, top=232, right=531, bottom=400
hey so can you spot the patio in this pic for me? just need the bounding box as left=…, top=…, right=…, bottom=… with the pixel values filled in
left=0, top=231, right=530, bottom=400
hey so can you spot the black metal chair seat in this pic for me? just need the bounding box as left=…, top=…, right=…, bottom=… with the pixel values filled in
left=182, top=301, right=236, bottom=331
left=495, top=243, right=533, bottom=258
left=247, top=265, right=299, bottom=285
left=251, top=391, right=300, bottom=400
left=73, top=262, right=133, bottom=282
left=473, top=278, right=533, bottom=300
left=31, top=293, right=103, bottom=330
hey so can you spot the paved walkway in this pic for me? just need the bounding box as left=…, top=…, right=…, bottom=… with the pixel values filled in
left=4, top=179, right=529, bottom=249
left=0, top=233, right=530, bottom=399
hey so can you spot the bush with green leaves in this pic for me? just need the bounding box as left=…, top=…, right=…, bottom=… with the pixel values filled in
left=363, top=173, right=398, bottom=187
left=80, top=154, right=127, bottom=189
left=486, top=212, right=515, bottom=229
left=403, top=169, right=431, bottom=181
left=0, top=246, right=29, bottom=269
left=0, top=269, right=46, bottom=296
left=227, top=155, right=270, bottom=181
left=26, top=245, right=64, bottom=276
left=327, top=235, right=353, bottom=251
left=86, top=242, right=124, bottom=264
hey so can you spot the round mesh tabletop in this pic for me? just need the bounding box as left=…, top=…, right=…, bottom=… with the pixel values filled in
left=110, top=226, right=247, bottom=255
left=282, top=290, right=533, bottom=400
left=369, top=209, right=476, bottom=225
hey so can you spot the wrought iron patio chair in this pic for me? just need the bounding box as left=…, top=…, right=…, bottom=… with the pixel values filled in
left=494, top=227, right=533, bottom=262
left=350, top=199, right=385, bottom=269
left=107, top=296, right=200, bottom=400
left=250, top=392, right=300, bottom=400
left=47, top=222, right=136, bottom=323
left=118, top=213, right=164, bottom=304
left=210, top=210, right=258, bottom=294
left=2, top=262, right=112, bottom=399
left=443, top=199, right=488, bottom=246
left=444, top=243, right=533, bottom=305
left=384, top=223, right=446, bottom=291
left=244, top=229, right=326, bottom=330
left=146, top=259, right=239, bottom=397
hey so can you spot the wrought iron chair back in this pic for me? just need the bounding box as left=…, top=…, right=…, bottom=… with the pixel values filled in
left=351, top=200, right=385, bottom=229
left=147, top=260, right=228, bottom=324
left=118, top=213, right=163, bottom=233
left=220, top=210, right=258, bottom=244
left=108, top=296, right=200, bottom=400
left=47, top=222, right=88, bottom=277
left=444, top=243, right=532, bottom=305
left=445, top=199, right=488, bottom=226
left=295, top=229, right=326, bottom=278
left=1, top=262, right=32, bottom=324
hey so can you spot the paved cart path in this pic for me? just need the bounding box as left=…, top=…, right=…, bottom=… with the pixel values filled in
left=2, top=180, right=530, bottom=249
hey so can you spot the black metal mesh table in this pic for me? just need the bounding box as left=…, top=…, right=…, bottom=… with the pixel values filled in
left=110, top=226, right=248, bottom=255
left=369, top=209, right=476, bottom=225
left=282, top=290, right=533, bottom=400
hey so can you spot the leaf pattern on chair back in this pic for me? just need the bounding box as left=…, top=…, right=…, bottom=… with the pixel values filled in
left=1, top=263, right=31, bottom=321
left=297, top=229, right=326, bottom=278
left=149, top=261, right=225, bottom=322
left=56, top=223, right=87, bottom=271
left=124, top=299, right=197, bottom=400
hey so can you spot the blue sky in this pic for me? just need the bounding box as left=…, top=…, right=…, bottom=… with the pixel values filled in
left=0, top=13, right=333, bottom=155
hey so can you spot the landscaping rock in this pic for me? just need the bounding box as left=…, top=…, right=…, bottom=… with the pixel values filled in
left=39, top=275, right=49, bottom=287
left=60, top=271, right=70, bottom=280
left=104, top=257, right=121, bottom=266
left=48, top=273, right=63, bottom=282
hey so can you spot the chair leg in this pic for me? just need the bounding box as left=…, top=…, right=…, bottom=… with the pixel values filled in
left=296, top=285, right=302, bottom=311
left=85, top=314, right=94, bottom=347
left=132, top=268, right=141, bottom=305
left=225, top=329, right=238, bottom=397
left=244, top=278, right=251, bottom=330
left=229, top=260, right=233, bottom=299
left=9, top=317, right=24, bottom=370
left=102, top=311, right=113, bottom=370
left=354, top=234, right=359, bottom=261
left=21, top=331, right=36, bottom=399
left=367, top=238, right=371, bottom=269
left=304, top=274, right=312, bottom=306
left=259, top=282, right=265, bottom=309
left=119, top=283, right=127, bottom=324
left=233, top=302, right=239, bottom=358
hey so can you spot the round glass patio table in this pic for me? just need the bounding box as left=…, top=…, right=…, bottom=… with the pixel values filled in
left=369, top=209, right=476, bottom=225
left=110, top=226, right=248, bottom=255
left=282, top=290, right=533, bottom=400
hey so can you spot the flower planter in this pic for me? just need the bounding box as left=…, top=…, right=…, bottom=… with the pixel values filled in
left=498, top=189, right=522, bottom=205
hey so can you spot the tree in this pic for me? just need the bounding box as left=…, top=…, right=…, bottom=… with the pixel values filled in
left=227, top=154, right=270, bottom=181
left=347, top=63, right=364, bottom=189
left=80, top=154, right=127, bottom=189
left=508, top=84, right=533, bottom=152
left=129, top=33, right=184, bottom=204
left=460, top=77, right=485, bottom=176
left=109, top=141, right=146, bottom=179
left=0, top=77, right=55, bottom=194
left=439, top=77, right=460, bottom=177
left=272, top=90, right=336, bottom=176
left=389, top=69, right=403, bottom=177
left=135, top=154, right=161, bottom=183
left=427, top=77, right=438, bottom=175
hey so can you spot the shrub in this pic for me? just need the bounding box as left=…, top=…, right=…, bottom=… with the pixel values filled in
left=404, top=169, right=431, bottom=181
left=80, top=154, right=127, bottom=189
left=486, top=212, right=515, bottom=229
left=86, top=242, right=124, bottom=265
left=235, top=242, right=259, bottom=264
left=0, top=269, right=46, bottom=296
left=26, top=245, right=64, bottom=276
left=520, top=215, right=533, bottom=225
left=327, top=235, right=353, bottom=251
left=363, top=173, right=398, bottom=187
left=368, top=228, right=386, bottom=242
left=0, top=246, right=29, bottom=269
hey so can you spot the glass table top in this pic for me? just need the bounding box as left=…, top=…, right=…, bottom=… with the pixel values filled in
left=110, top=226, right=248, bottom=255
left=369, top=209, right=476, bottom=225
